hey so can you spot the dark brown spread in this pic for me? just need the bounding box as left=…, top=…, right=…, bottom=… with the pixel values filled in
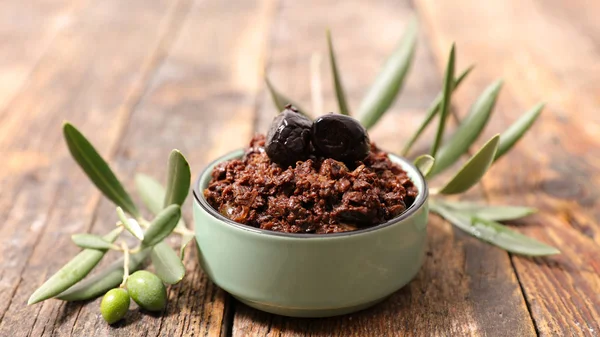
left=203, top=135, right=418, bottom=234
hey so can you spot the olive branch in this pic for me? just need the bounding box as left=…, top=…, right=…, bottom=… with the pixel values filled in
left=28, top=123, right=195, bottom=317
left=265, top=18, right=559, bottom=256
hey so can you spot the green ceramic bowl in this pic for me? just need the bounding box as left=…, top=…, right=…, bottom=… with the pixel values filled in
left=193, top=150, right=428, bottom=318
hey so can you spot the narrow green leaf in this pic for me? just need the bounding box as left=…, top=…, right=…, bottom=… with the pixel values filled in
left=151, top=242, right=185, bottom=284
left=430, top=44, right=456, bottom=157
left=327, top=30, right=350, bottom=116
left=141, top=205, right=181, bottom=247
left=63, top=123, right=139, bottom=217
left=472, top=217, right=559, bottom=255
left=265, top=76, right=310, bottom=117
left=71, top=234, right=118, bottom=250
left=28, top=228, right=122, bottom=305
left=116, top=207, right=144, bottom=240
left=164, top=150, right=191, bottom=207
left=413, top=155, right=435, bottom=177
left=135, top=173, right=164, bottom=214
left=180, top=233, right=195, bottom=261
left=57, top=248, right=151, bottom=301
left=431, top=202, right=559, bottom=256
left=401, top=65, right=474, bottom=156
left=495, top=103, right=544, bottom=161
left=430, top=80, right=503, bottom=175
left=438, top=134, right=499, bottom=195
left=135, top=173, right=188, bottom=231
left=357, top=18, right=418, bottom=129
left=436, top=200, right=537, bottom=221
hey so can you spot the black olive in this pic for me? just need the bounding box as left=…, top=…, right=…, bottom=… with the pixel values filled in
left=311, top=114, right=370, bottom=164
left=265, top=105, right=313, bottom=167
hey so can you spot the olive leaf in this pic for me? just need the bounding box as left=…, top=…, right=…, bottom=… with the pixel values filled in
left=116, top=207, right=144, bottom=240
left=431, top=202, right=559, bottom=256
left=495, top=103, right=544, bottom=161
left=430, top=44, right=456, bottom=157
left=436, top=199, right=537, bottom=221
left=437, top=134, right=499, bottom=195
left=429, top=80, right=502, bottom=176
left=135, top=173, right=190, bottom=258
left=141, top=205, right=181, bottom=247
left=265, top=76, right=310, bottom=117
left=401, top=65, right=474, bottom=156
left=357, top=17, right=417, bottom=129
left=164, top=150, right=191, bottom=207
left=151, top=242, right=185, bottom=284
left=57, top=248, right=151, bottom=301
left=145, top=158, right=189, bottom=274
left=28, top=228, right=122, bottom=305
left=135, top=173, right=164, bottom=214
left=63, top=123, right=139, bottom=217
left=327, top=30, right=350, bottom=116
left=71, top=234, right=119, bottom=250
left=414, top=154, right=435, bottom=177
left=136, top=171, right=189, bottom=231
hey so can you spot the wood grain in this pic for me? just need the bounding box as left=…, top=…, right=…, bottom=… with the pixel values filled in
left=0, top=0, right=188, bottom=333
left=0, top=0, right=277, bottom=336
left=415, top=0, right=600, bottom=335
left=0, top=0, right=88, bottom=116
left=0, top=0, right=96, bottom=231
left=0, top=0, right=190, bottom=335
left=233, top=0, right=535, bottom=336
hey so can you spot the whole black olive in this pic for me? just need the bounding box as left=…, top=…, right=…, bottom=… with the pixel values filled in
left=311, top=114, right=370, bottom=163
left=265, top=105, right=313, bottom=167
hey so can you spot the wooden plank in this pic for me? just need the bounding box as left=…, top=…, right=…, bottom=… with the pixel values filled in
left=0, top=0, right=277, bottom=336
left=415, top=0, right=600, bottom=335
left=0, top=0, right=191, bottom=335
left=0, top=0, right=92, bottom=237
left=233, top=0, right=535, bottom=335
left=0, top=0, right=87, bottom=115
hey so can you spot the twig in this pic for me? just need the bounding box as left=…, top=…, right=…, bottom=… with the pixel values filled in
left=119, top=242, right=130, bottom=288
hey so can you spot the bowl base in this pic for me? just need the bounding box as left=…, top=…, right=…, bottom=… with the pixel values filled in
left=233, top=295, right=390, bottom=318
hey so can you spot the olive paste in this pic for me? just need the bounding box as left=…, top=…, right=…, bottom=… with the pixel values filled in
left=203, top=135, right=418, bottom=234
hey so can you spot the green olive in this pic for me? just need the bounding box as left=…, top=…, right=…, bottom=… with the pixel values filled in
left=100, top=288, right=130, bottom=324
left=126, top=270, right=167, bottom=312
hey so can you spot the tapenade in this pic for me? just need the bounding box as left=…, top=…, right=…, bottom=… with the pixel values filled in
left=203, top=133, right=418, bottom=234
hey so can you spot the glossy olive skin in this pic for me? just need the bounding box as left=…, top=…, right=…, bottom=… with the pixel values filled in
left=126, top=271, right=167, bottom=312
left=311, top=114, right=370, bottom=164
left=100, top=288, right=130, bottom=324
left=266, top=105, right=312, bottom=167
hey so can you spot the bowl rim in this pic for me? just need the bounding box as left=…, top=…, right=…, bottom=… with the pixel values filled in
left=193, top=149, right=428, bottom=238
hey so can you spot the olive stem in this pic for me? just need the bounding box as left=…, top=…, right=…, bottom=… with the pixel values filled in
left=138, top=218, right=150, bottom=229
left=110, top=225, right=125, bottom=238
left=119, top=242, right=130, bottom=288
left=138, top=216, right=194, bottom=238
left=129, top=244, right=142, bottom=254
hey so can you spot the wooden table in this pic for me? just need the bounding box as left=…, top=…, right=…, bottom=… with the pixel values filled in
left=1, top=0, right=599, bottom=336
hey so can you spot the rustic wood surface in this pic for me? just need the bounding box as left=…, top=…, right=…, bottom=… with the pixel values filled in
left=0, top=0, right=598, bottom=336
